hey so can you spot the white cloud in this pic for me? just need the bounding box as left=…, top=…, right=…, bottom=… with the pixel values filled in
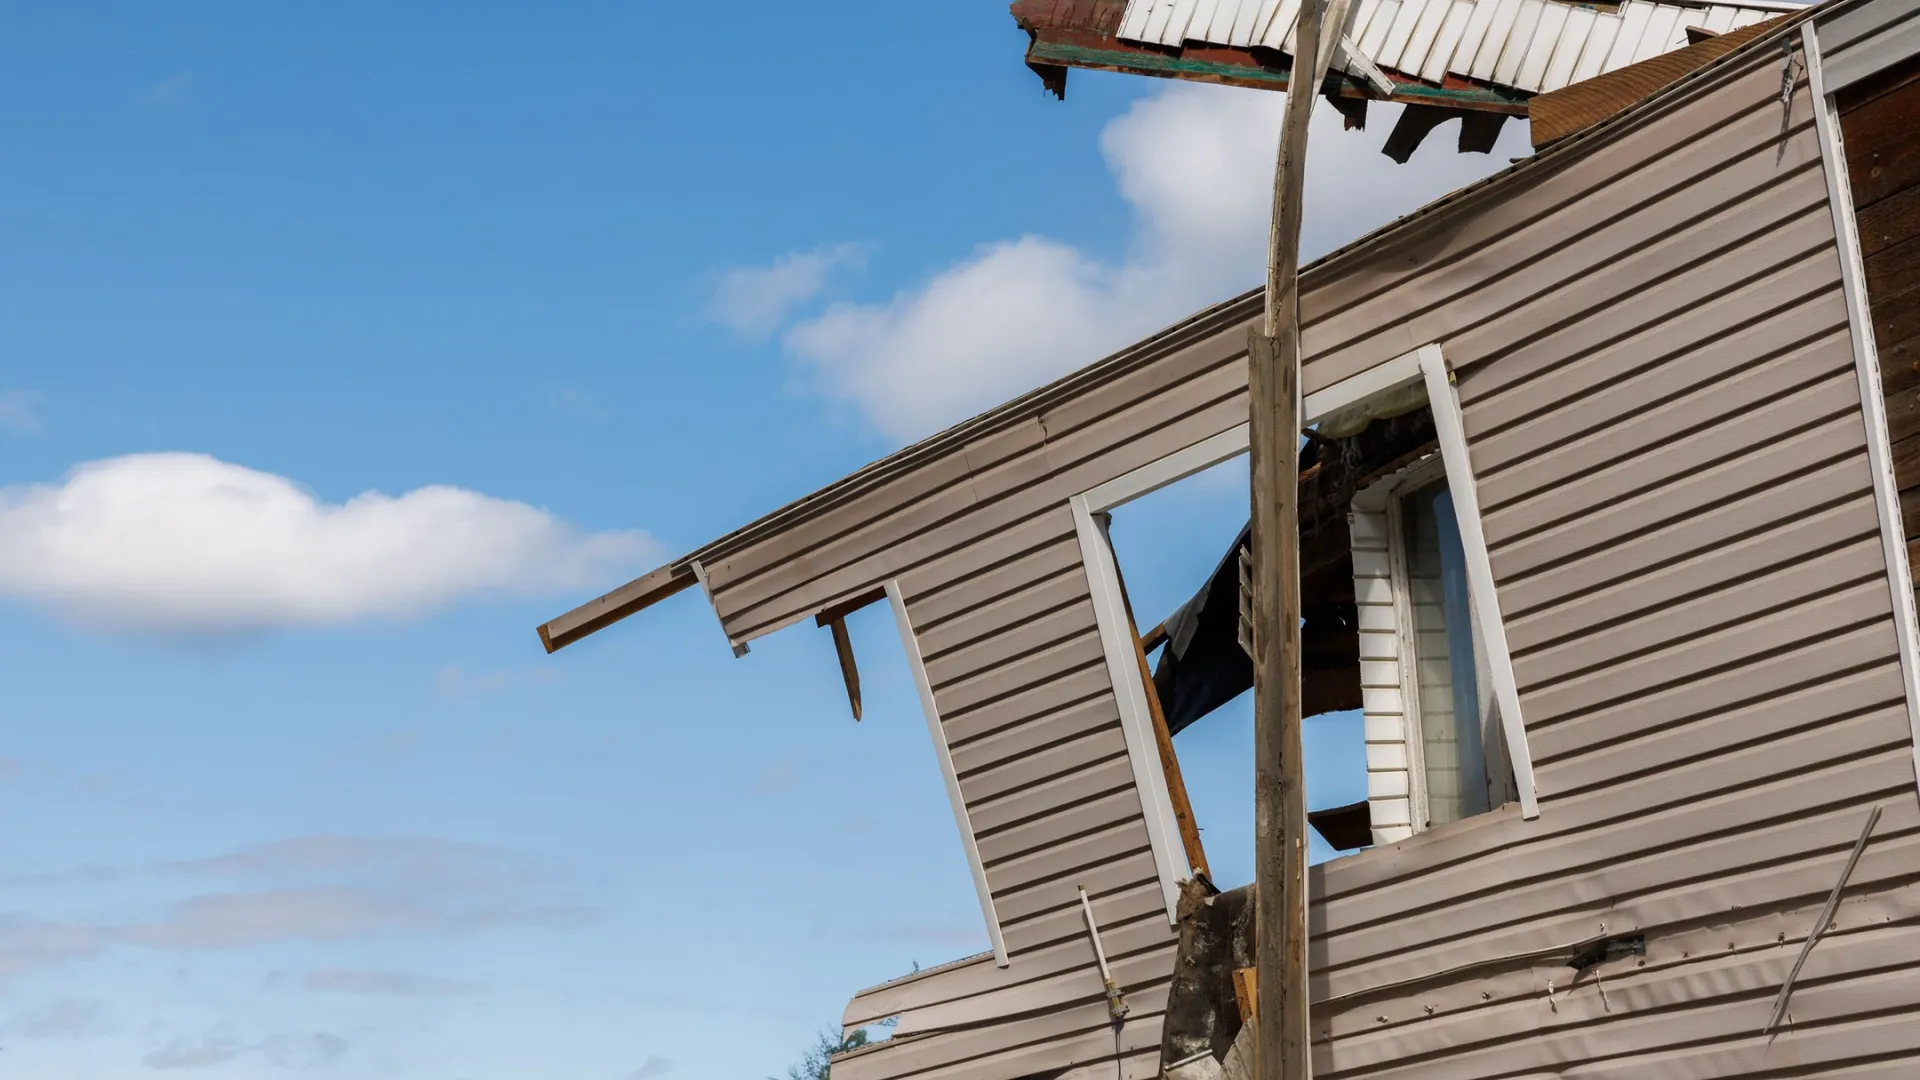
left=786, top=85, right=1532, bottom=441
left=709, top=242, right=867, bottom=339
left=0, top=390, right=43, bottom=434
left=0, top=452, right=655, bottom=633
left=630, top=1055, right=673, bottom=1080
left=301, top=967, right=477, bottom=998
left=4, top=998, right=111, bottom=1039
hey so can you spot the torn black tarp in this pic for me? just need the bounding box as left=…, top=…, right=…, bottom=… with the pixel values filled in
left=1152, top=523, right=1253, bottom=736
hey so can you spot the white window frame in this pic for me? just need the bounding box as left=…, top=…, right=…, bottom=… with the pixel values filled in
left=1072, top=343, right=1538, bottom=919
left=1804, top=21, right=1920, bottom=796
left=1352, top=454, right=1517, bottom=843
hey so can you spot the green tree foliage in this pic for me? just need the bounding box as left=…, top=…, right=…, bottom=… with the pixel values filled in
left=777, top=1019, right=897, bottom=1080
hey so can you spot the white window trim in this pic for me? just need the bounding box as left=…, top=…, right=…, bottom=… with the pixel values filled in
left=1351, top=456, right=1442, bottom=844
left=886, top=579, right=1011, bottom=967
left=1805, top=23, right=1920, bottom=797
left=1073, top=343, right=1539, bottom=914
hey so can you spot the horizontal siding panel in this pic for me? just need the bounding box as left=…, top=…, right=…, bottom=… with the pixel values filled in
left=988, top=821, right=1154, bottom=897
left=1315, top=730, right=1914, bottom=947
left=941, top=663, right=1111, bottom=747
left=933, top=633, right=1107, bottom=720
left=924, top=603, right=1099, bottom=688
left=1456, top=215, right=1840, bottom=435
left=1003, top=879, right=1167, bottom=956
left=959, top=726, right=1132, bottom=807
left=897, top=512, right=1081, bottom=627
left=1487, top=410, right=1868, bottom=583
left=1316, top=762, right=1916, bottom=977
left=949, top=696, right=1121, bottom=776
left=968, top=755, right=1139, bottom=837
left=1496, top=454, right=1872, bottom=621
left=1521, top=579, right=1893, bottom=727
left=1529, top=621, right=1899, bottom=763
left=909, top=537, right=1085, bottom=633
left=1472, top=319, right=1852, bottom=504
left=834, top=983, right=1169, bottom=1080
left=1511, top=535, right=1885, bottom=690
left=895, top=940, right=1176, bottom=1037
left=1482, top=366, right=1862, bottom=545
left=1505, top=493, right=1882, bottom=655
left=993, top=849, right=1161, bottom=926
left=1539, top=675, right=1907, bottom=798
left=976, top=788, right=1145, bottom=867
left=1301, top=63, right=1813, bottom=372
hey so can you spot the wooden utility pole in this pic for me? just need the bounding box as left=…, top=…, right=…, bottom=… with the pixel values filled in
left=1251, top=2, right=1347, bottom=1077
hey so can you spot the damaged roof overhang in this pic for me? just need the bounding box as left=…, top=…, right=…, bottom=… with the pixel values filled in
left=536, top=3, right=1823, bottom=657
left=1010, top=0, right=1531, bottom=114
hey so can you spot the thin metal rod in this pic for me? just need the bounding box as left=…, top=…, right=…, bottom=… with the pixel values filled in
left=1763, top=804, right=1881, bottom=1033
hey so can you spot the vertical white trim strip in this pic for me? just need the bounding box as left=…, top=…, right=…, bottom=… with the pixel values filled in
left=1805, top=21, right=1920, bottom=799
left=1072, top=496, right=1190, bottom=925
left=886, top=579, right=1011, bottom=966
left=1419, top=347, right=1540, bottom=819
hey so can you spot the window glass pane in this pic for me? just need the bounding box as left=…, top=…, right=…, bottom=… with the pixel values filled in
left=1402, top=482, right=1489, bottom=825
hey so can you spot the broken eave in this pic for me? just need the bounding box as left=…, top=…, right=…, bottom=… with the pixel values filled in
left=1011, top=0, right=1531, bottom=116
left=1020, top=26, right=1532, bottom=114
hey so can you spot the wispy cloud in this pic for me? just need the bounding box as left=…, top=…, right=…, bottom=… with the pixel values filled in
left=708, top=242, right=868, bottom=339
left=143, top=1030, right=348, bottom=1071
left=4, top=998, right=112, bottom=1039
left=0, top=836, right=589, bottom=981
left=146, top=73, right=195, bottom=106
left=0, top=452, right=656, bottom=634
left=301, top=967, right=478, bottom=998
left=785, top=86, right=1530, bottom=442
left=630, top=1055, right=673, bottom=1080
left=145, top=1034, right=241, bottom=1070
left=0, top=390, right=43, bottom=434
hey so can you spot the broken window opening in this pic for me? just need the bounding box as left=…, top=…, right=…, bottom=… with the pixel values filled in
left=1102, top=452, right=1371, bottom=880
left=1124, top=395, right=1519, bottom=869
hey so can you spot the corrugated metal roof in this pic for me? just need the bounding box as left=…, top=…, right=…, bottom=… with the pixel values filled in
left=1115, top=0, right=1801, bottom=94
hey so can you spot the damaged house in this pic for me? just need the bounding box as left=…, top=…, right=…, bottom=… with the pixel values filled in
left=537, top=0, right=1920, bottom=1075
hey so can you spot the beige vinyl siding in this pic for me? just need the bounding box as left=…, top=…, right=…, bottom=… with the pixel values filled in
left=689, top=10, right=1918, bottom=1080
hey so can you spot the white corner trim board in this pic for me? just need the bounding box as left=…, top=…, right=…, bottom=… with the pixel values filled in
left=1418, top=349, right=1539, bottom=820
left=1804, top=22, right=1920, bottom=800
left=1072, top=343, right=1541, bottom=906
left=688, top=558, right=749, bottom=657
left=1072, top=496, right=1192, bottom=925
left=887, top=580, right=1012, bottom=966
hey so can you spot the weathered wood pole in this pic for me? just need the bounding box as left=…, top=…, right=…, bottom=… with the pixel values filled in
left=1251, top=2, right=1331, bottom=1077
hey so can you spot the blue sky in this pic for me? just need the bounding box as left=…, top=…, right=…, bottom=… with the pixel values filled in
left=0, top=5, right=1532, bottom=1078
